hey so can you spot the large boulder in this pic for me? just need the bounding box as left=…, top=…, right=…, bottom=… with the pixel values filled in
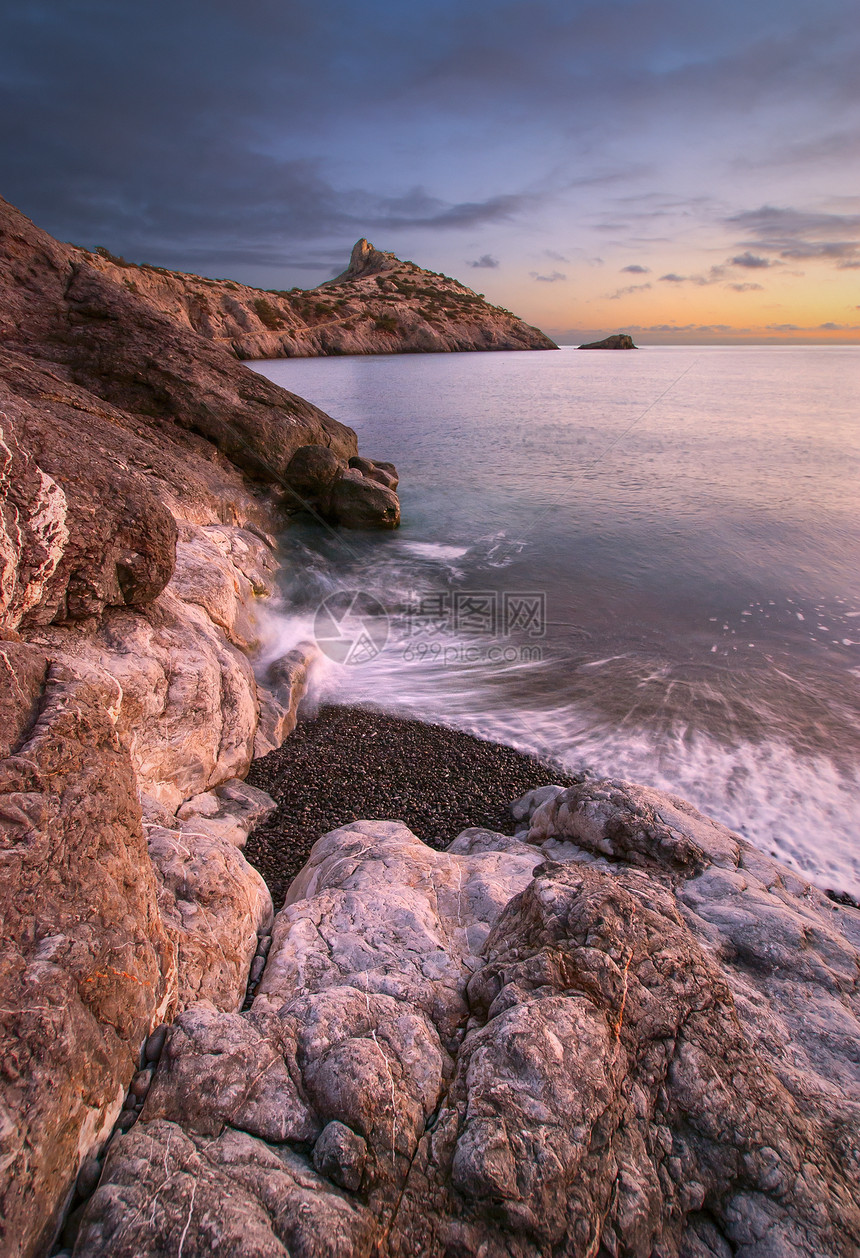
left=283, top=447, right=402, bottom=527
left=328, top=468, right=400, bottom=529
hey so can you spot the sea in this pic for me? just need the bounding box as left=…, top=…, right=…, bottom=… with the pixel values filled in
left=248, top=345, right=860, bottom=899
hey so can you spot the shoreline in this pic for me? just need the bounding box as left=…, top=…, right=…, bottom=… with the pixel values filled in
left=245, top=702, right=576, bottom=909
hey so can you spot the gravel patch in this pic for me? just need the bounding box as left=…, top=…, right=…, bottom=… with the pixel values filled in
left=245, top=704, right=574, bottom=909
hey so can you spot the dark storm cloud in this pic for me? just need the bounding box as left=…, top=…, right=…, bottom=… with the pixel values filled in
left=468, top=254, right=500, bottom=268
left=1, top=0, right=858, bottom=283
left=0, top=0, right=541, bottom=276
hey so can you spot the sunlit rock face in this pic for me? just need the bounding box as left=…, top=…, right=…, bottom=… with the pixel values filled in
left=76, top=784, right=860, bottom=1258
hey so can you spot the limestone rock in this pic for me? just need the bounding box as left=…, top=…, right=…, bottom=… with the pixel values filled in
left=76, top=789, right=860, bottom=1257
left=254, top=645, right=318, bottom=759
left=0, top=659, right=173, bottom=1258
left=0, top=416, right=68, bottom=635
left=0, top=194, right=387, bottom=1258
left=348, top=455, right=399, bottom=491
left=327, top=237, right=403, bottom=284
left=313, top=1121, right=368, bottom=1193
left=176, top=778, right=277, bottom=847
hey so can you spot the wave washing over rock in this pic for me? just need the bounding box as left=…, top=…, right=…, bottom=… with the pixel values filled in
left=1, top=197, right=858, bottom=1258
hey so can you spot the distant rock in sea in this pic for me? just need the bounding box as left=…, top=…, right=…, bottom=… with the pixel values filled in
left=578, top=332, right=637, bottom=349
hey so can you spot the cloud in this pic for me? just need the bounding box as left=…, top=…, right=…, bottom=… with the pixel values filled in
left=376, top=188, right=534, bottom=230
left=2, top=2, right=860, bottom=294
left=608, top=282, right=652, bottom=299
left=620, top=264, right=650, bottom=274
left=625, top=323, right=734, bottom=333
left=730, top=251, right=773, bottom=268
left=727, top=205, right=860, bottom=268
left=467, top=253, right=500, bottom=268
left=530, top=269, right=566, bottom=282
left=656, top=261, right=768, bottom=290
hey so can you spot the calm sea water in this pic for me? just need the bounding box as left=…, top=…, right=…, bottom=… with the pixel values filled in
left=249, top=346, right=860, bottom=897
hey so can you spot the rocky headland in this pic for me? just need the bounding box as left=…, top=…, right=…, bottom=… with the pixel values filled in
left=1, top=197, right=859, bottom=1258
left=80, top=236, right=558, bottom=359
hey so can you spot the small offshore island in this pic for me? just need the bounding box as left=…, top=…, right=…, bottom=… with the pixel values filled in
left=578, top=332, right=637, bottom=349
left=1, top=195, right=859, bottom=1258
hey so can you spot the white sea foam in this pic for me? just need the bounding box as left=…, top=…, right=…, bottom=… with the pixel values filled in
left=399, top=541, right=469, bottom=561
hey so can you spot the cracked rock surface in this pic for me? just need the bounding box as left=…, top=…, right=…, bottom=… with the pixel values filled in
left=75, top=783, right=860, bottom=1257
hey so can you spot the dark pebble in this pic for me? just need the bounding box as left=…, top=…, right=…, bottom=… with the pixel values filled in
left=144, top=1025, right=168, bottom=1063
left=826, top=888, right=860, bottom=909
left=116, top=1108, right=137, bottom=1132
left=75, top=1156, right=101, bottom=1200
left=60, top=1203, right=87, bottom=1251
left=246, top=704, right=573, bottom=910
left=129, top=1069, right=153, bottom=1100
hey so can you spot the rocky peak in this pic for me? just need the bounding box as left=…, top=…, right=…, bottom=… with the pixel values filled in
left=326, top=237, right=402, bottom=284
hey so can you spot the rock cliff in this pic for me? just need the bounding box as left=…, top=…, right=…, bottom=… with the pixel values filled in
left=80, top=235, right=558, bottom=359
left=0, top=196, right=398, bottom=1257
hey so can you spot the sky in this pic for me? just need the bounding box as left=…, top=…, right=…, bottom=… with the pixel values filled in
left=1, top=0, right=858, bottom=343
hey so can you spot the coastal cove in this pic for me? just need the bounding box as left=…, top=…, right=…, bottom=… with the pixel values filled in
left=250, top=344, right=860, bottom=900
left=2, top=193, right=859, bottom=1258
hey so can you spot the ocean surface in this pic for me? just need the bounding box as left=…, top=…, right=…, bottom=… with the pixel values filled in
left=249, top=346, right=860, bottom=898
